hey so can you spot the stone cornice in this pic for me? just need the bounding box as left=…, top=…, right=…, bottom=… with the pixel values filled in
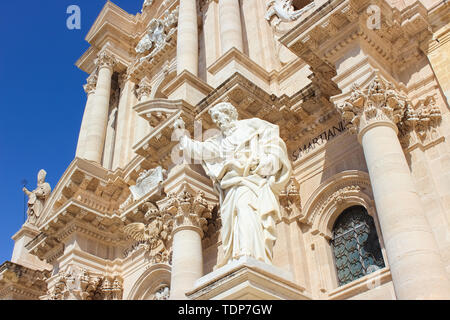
left=280, top=0, right=435, bottom=75
left=85, top=1, right=138, bottom=47
left=0, top=261, right=50, bottom=299
left=132, top=100, right=196, bottom=168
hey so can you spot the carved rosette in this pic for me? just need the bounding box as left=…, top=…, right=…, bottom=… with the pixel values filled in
left=335, top=75, right=408, bottom=137
left=97, top=51, right=117, bottom=71
left=160, top=185, right=212, bottom=237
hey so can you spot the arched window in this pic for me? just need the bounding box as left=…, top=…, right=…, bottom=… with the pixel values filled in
left=331, top=206, right=385, bottom=286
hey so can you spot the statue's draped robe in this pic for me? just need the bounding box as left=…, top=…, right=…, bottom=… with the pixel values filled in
left=181, top=118, right=291, bottom=266
left=27, top=182, right=51, bottom=224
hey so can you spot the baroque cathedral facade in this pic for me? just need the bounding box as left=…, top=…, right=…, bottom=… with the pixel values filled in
left=1, top=0, right=450, bottom=300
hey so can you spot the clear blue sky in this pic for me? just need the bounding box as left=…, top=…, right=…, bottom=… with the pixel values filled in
left=0, top=1, right=143, bottom=264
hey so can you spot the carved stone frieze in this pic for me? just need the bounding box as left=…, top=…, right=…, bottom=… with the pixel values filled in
left=0, top=262, right=50, bottom=300
left=48, top=266, right=123, bottom=300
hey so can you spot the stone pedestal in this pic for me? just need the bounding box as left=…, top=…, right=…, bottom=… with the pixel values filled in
left=11, top=224, right=51, bottom=271
left=186, top=257, right=310, bottom=300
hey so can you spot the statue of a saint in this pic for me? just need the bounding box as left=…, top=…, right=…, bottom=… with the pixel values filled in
left=173, top=102, right=291, bottom=267
left=22, top=169, right=51, bottom=225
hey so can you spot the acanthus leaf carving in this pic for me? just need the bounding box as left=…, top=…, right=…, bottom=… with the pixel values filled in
left=336, top=74, right=408, bottom=135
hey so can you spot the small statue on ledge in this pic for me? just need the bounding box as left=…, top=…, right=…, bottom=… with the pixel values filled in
left=22, top=169, right=51, bottom=225
left=265, top=0, right=315, bottom=25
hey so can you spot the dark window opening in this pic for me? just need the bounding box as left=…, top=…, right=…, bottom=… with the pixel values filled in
left=331, top=206, right=385, bottom=286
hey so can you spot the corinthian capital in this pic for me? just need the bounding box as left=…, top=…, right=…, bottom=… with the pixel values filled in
left=335, top=74, right=408, bottom=136
left=97, top=51, right=117, bottom=71
left=160, top=184, right=212, bottom=237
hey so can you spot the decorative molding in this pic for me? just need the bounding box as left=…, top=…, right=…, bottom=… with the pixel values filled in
left=0, top=261, right=50, bottom=300
left=302, top=170, right=375, bottom=238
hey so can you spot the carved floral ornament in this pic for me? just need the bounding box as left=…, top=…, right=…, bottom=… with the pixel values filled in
left=335, top=73, right=442, bottom=145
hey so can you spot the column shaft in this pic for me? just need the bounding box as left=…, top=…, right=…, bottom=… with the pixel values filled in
left=219, top=0, right=244, bottom=54
left=84, top=66, right=113, bottom=163
left=177, top=0, right=198, bottom=75
left=360, top=123, right=450, bottom=299
left=169, top=228, right=203, bottom=299
left=75, top=90, right=95, bottom=158
left=112, top=79, right=134, bottom=170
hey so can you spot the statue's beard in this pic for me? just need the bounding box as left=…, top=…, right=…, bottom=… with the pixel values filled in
left=220, top=123, right=236, bottom=136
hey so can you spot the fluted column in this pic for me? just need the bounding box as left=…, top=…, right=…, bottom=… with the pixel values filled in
left=76, top=74, right=97, bottom=158
left=219, top=0, right=244, bottom=54
left=177, top=0, right=198, bottom=75
left=335, top=74, right=450, bottom=299
left=165, top=185, right=211, bottom=300
left=84, top=52, right=116, bottom=163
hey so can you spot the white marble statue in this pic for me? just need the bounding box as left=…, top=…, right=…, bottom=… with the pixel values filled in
left=142, top=0, right=154, bottom=12
left=22, top=169, right=51, bottom=225
left=265, top=0, right=315, bottom=23
left=135, top=19, right=166, bottom=54
left=173, top=102, right=292, bottom=267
